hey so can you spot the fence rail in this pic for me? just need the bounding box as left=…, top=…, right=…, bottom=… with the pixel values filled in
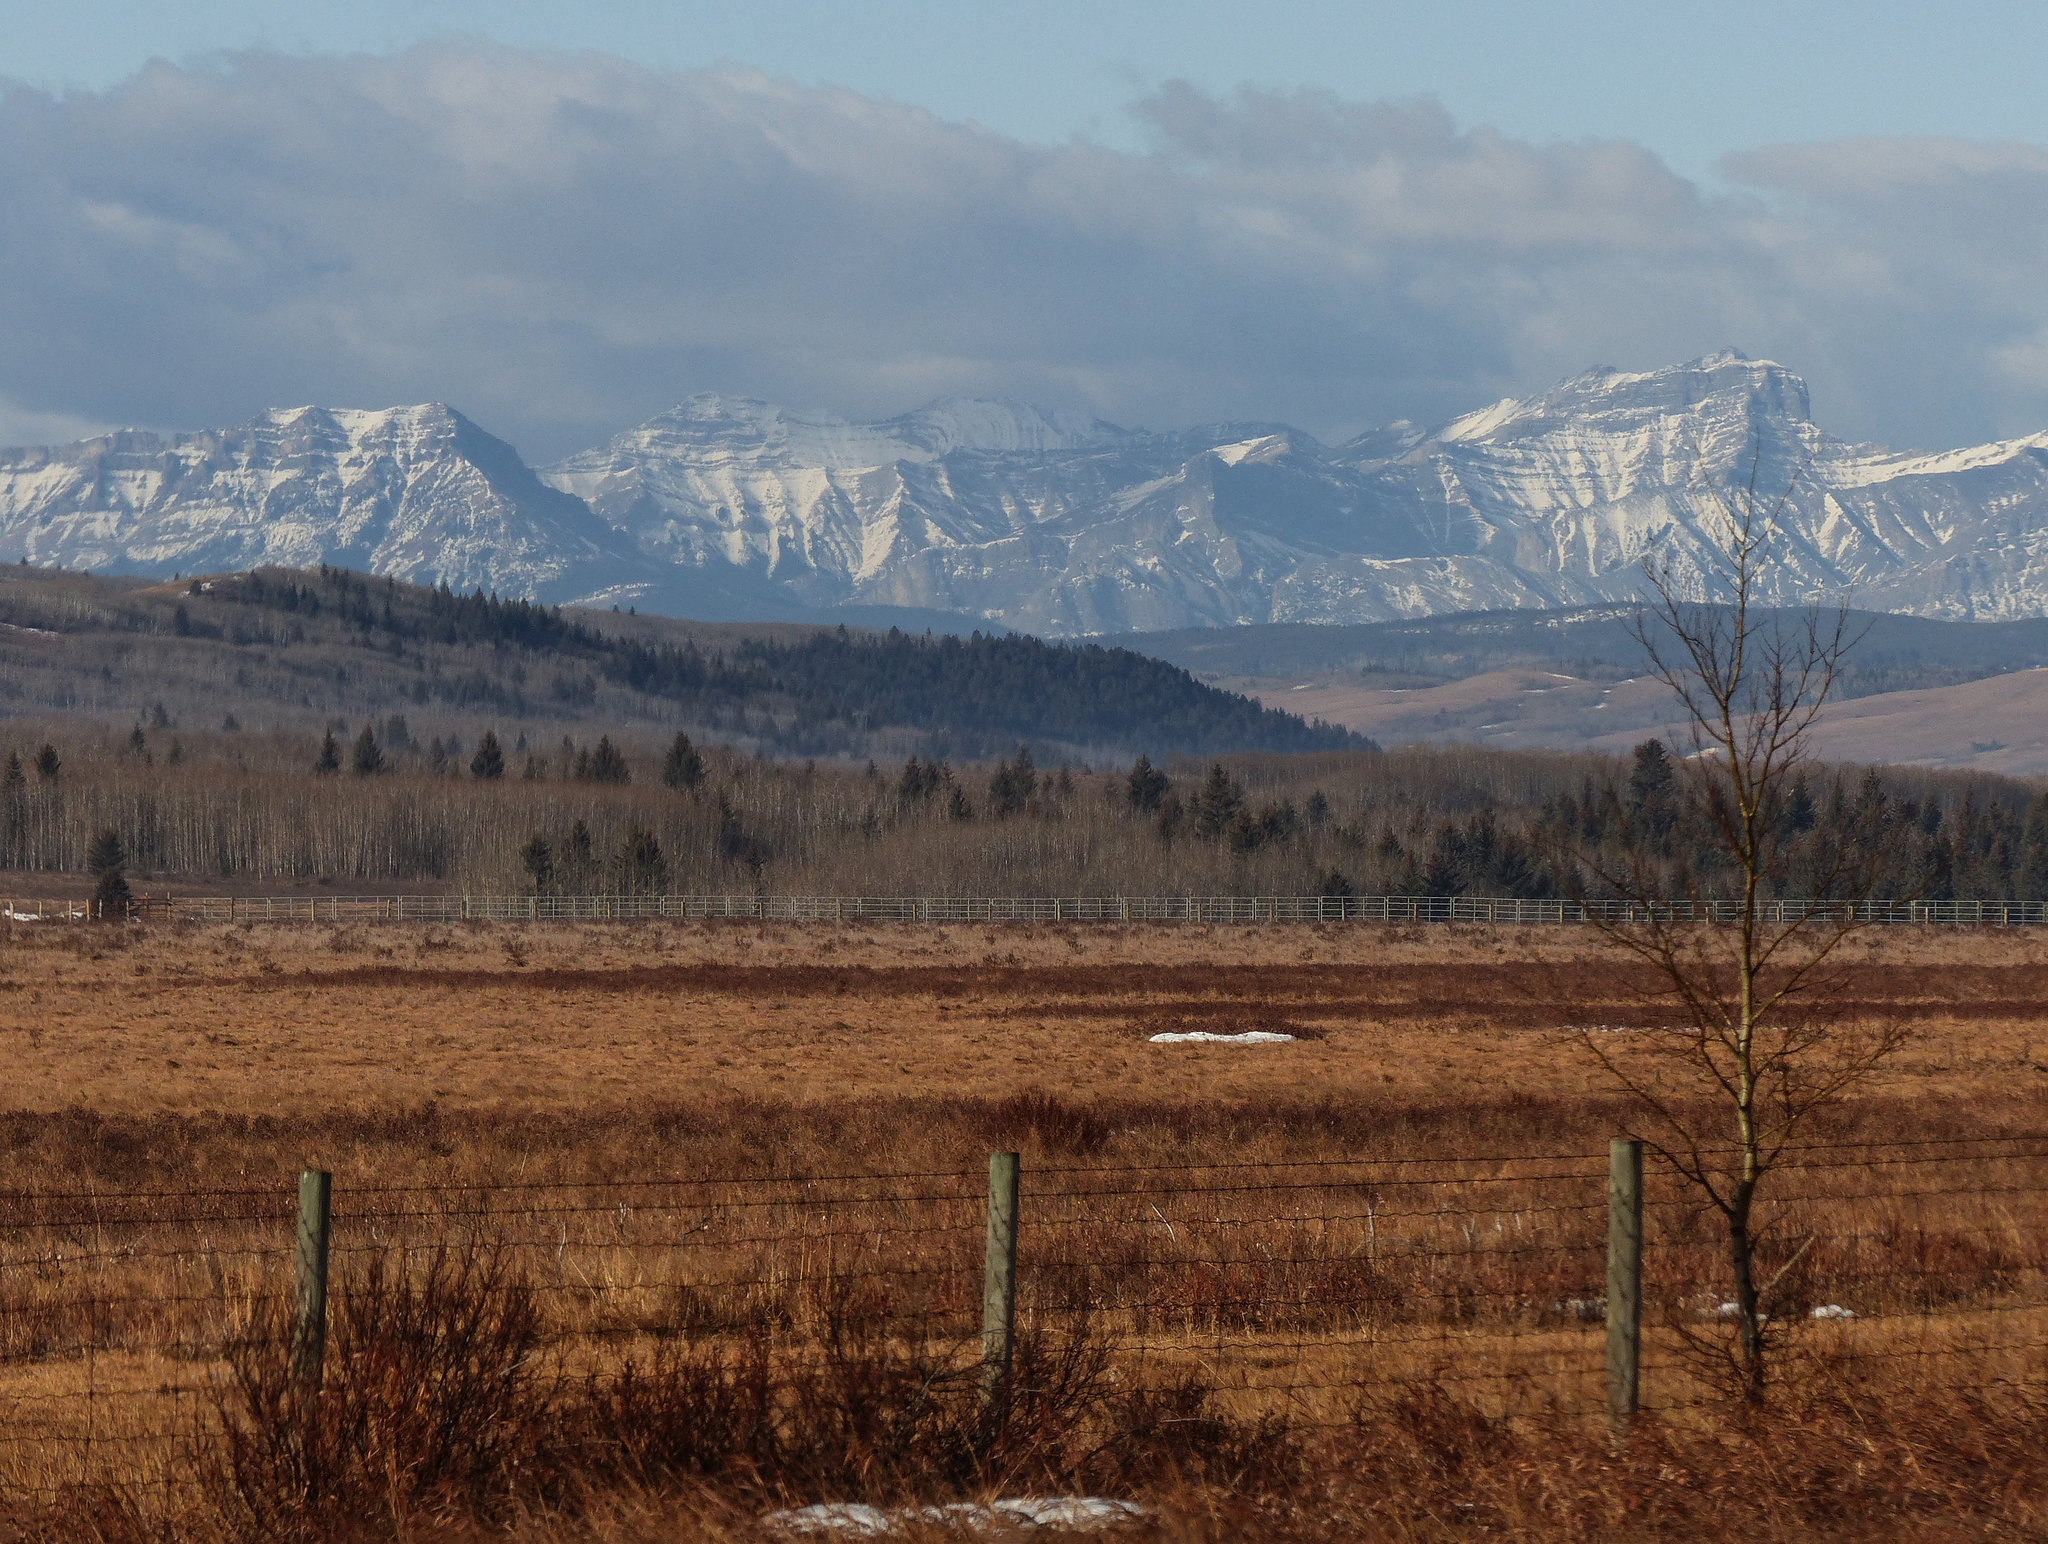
left=17, top=893, right=2048, bottom=926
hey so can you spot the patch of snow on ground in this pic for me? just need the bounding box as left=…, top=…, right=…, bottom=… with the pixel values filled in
left=765, top=1497, right=1147, bottom=1535
left=1708, top=1302, right=1856, bottom=1322
left=1148, top=1030, right=1296, bottom=1044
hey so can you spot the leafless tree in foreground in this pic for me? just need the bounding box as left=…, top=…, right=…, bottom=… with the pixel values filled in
left=1567, top=446, right=1908, bottom=1401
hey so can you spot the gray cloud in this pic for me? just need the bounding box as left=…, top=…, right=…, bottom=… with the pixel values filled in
left=2, top=46, right=2047, bottom=459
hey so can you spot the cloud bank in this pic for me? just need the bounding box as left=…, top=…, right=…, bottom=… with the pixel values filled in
left=4, top=44, right=2048, bottom=458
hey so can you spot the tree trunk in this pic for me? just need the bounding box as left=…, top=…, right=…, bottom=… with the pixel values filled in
left=1728, top=1182, right=1765, bottom=1400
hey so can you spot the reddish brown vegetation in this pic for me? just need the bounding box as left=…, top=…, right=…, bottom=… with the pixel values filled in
left=4, top=919, right=2048, bottom=1539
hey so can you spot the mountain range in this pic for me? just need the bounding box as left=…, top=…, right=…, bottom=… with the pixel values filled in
left=7, top=352, right=2048, bottom=632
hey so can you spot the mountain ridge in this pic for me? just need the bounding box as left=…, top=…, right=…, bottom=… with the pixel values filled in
left=11, top=355, right=2048, bottom=631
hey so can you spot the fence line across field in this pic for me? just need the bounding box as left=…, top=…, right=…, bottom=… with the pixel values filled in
left=22, top=892, right=2048, bottom=926
left=6, top=1137, right=2048, bottom=1506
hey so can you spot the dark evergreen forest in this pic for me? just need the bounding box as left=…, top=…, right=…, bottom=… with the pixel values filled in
left=196, top=568, right=1362, bottom=758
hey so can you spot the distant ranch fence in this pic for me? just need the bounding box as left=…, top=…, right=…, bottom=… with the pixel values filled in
left=11, top=893, right=2048, bottom=925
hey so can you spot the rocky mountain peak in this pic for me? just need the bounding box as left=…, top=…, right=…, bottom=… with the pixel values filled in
left=4, top=355, right=2048, bottom=631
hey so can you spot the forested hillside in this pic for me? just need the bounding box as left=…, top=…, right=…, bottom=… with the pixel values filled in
left=0, top=565, right=1359, bottom=761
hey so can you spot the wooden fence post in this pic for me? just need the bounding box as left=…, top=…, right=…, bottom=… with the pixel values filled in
left=1606, top=1138, right=1642, bottom=1436
left=982, top=1151, right=1020, bottom=1402
left=293, top=1169, right=333, bottom=1388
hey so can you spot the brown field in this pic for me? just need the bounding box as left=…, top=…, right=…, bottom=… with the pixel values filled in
left=8, top=918, right=2048, bottom=1542
left=10, top=916, right=2048, bottom=1136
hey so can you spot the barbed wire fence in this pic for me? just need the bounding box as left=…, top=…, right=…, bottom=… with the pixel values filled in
left=3, top=1139, right=2046, bottom=1525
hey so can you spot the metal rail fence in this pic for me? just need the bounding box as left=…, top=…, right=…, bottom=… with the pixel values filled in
left=3, top=894, right=2044, bottom=927
left=3, top=1139, right=2046, bottom=1518
left=48, top=892, right=2048, bottom=925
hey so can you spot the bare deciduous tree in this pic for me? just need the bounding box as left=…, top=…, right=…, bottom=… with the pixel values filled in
left=1565, top=449, right=1908, bottom=1400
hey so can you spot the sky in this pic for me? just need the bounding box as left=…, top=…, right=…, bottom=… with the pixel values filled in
left=4, top=1, right=2048, bottom=458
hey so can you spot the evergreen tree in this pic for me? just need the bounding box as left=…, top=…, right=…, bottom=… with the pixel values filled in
left=1126, top=755, right=1170, bottom=812
left=470, top=730, right=506, bottom=781
left=520, top=834, right=554, bottom=893
left=1625, top=738, right=1676, bottom=840
left=2019, top=796, right=2048, bottom=899
left=92, top=865, right=132, bottom=922
left=587, top=736, right=630, bottom=785
left=717, top=794, right=770, bottom=874
left=1783, top=776, right=1818, bottom=834
left=351, top=727, right=384, bottom=776
left=662, top=732, right=705, bottom=790
left=988, top=746, right=1037, bottom=816
left=85, top=828, right=125, bottom=874
left=1317, top=868, right=1357, bottom=916
left=1192, top=763, right=1245, bottom=839
left=897, top=755, right=943, bottom=805
left=1, top=754, right=23, bottom=852
left=616, top=826, right=668, bottom=894
left=33, top=744, right=58, bottom=780
left=313, top=729, right=342, bottom=775
left=563, top=820, right=595, bottom=891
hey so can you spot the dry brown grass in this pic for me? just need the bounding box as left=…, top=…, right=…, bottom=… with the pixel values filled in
left=5, top=916, right=2048, bottom=1126
left=7, top=917, right=2048, bottom=1540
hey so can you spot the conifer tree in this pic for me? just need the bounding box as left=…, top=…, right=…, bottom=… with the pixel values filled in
left=563, top=820, right=595, bottom=891
left=593, top=736, right=629, bottom=784
left=616, top=826, right=667, bottom=894
left=85, top=828, right=125, bottom=874
left=1126, top=755, right=1170, bottom=812
left=1192, top=763, right=1244, bottom=838
left=662, top=732, right=704, bottom=790
left=988, top=746, right=1037, bottom=816
left=351, top=727, right=384, bottom=776
left=313, top=729, right=342, bottom=775
left=92, top=865, right=132, bottom=922
left=470, top=730, right=505, bottom=781
left=34, top=744, right=59, bottom=780
left=520, top=834, right=554, bottom=894
left=0, top=754, right=23, bottom=856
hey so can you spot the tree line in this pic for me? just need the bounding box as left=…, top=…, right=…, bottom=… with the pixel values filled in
left=7, top=718, right=2043, bottom=906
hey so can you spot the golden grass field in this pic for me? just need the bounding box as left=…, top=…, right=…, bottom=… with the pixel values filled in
left=9, top=917, right=2048, bottom=1131
left=8, top=917, right=2048, bottom=1542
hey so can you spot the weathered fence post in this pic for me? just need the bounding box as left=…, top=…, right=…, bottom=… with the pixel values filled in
left=982, top=1151, right=1021, bottom=1402
left=293, top=1169, right=333, bottom=1388
left=1606, top=1138, right=1642, bottom=1436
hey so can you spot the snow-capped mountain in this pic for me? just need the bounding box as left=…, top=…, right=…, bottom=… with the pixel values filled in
left=8, top=355, right=2048, bottom=630
left=539, top=354, right=2048, bottom=630
left=0, top=404, right=657, bottom=601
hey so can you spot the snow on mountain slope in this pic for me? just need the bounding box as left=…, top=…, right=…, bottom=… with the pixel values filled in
left=11, top=357, right=2048, bottom=631
left=544, top=353, right=1907, bottom=629
left=0, top=405, right=659, bottom=603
